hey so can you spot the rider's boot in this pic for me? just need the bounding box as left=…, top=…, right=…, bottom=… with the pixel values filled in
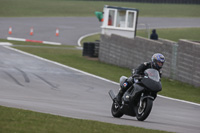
left=115, top=89, right=124, bottom=103
left=115, top=81, right=129, bottom=103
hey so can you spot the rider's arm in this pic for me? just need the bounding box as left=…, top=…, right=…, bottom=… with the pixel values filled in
left=134, top=62, right=150, bottom=75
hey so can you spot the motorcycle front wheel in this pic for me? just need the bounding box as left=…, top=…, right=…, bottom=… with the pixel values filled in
left=111, top=101, right=123, bottom=118
left=135, top=98, right=153, bottom=121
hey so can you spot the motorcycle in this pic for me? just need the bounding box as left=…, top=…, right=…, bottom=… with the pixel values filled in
left=109, top=68, right=162, bottom=121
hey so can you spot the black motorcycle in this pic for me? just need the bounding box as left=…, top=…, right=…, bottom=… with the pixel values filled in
left=109, top=68, right=162, bottom=121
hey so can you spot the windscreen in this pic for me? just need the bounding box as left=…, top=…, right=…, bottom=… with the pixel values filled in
left=144, top=69, right=160, bottom=82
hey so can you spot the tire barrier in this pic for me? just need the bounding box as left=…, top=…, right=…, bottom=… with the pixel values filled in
left=82, top=41, right=100, bottom=57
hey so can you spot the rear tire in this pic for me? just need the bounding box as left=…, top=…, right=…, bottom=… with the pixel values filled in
left=135, top=98, right=153, bottom=121
left=111, top=101, right=123, bottom=118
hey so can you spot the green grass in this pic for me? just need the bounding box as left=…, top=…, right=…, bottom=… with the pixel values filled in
left=161, top=78, right=200, bottom=103
left=0, top=106, right=170, bottom=133
left=81, top=28, right=200, bottom=43
left=136, top=28, right=200, bottom=42
left=0, top=0, right=199, bottom=17
left=80, top=34, right=101, bottom=46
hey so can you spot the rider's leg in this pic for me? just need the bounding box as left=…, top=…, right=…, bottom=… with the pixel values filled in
left=116, top=78, right=132, bottom=103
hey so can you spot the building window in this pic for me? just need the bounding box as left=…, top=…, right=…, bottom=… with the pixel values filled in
left=127, top=11, right=134, bottom=28
left=108, top=10, right=115, bottom=26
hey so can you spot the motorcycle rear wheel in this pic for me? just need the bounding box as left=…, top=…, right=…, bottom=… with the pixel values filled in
left=111, top=101, right=123, bottom=118
left=135, top=98, right=153, bottom=121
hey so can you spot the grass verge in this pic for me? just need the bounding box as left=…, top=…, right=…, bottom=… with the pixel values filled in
left=80, top=28, right=200, bottom=45
left=0, top=105, right=170, bottom=133
left=0, top=0, right=199, bottom=17
left=137, top=28, right=200, bottom=42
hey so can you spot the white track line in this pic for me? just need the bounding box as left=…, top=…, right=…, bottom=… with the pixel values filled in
left=7, top=37, right=26, bottom=41
left=4, top=46, right=200, bottom=106
left=7, top=37, right=61, bottom=45
left=0, top=42, right=13, bottom=46
left=77, top=32, right=100, bottom=46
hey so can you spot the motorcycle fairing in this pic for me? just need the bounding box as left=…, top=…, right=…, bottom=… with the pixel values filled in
left=120, top=83, right=145, bottom=117
left=141, top=78, right=162, bottom=92
left=141, top=69, right=162, bottom=92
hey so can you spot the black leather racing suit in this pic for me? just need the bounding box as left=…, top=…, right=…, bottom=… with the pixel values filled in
left=134, top=62, right=161, bottom=77
left=116, top=62, right=162, bottom=102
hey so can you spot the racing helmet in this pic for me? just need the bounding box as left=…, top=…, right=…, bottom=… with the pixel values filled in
left=151, top=53, right=165, bottom=69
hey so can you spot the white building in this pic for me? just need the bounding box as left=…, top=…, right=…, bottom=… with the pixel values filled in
left=101, top=5, right=139, bottom=38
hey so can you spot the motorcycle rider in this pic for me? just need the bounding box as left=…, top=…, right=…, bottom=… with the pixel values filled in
left=116, top=53, right=165, bottom=103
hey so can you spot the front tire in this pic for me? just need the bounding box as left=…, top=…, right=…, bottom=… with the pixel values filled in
left=135, top=98, right=153, bottom=121
left=111, top=101, right=123, bottom=118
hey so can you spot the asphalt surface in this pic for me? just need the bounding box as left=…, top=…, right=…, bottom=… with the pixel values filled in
left=0, top=17, right=200, bottom=45
left=0, top=46, right=200, bottom=133
left=0, top=17, right=200, bottom=133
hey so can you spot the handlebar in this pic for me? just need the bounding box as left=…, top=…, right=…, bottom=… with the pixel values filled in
left=132, top=74, right=143, bottom=80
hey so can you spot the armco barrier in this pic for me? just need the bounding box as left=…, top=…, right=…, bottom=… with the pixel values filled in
left=99, top=34, right=200, bottom=87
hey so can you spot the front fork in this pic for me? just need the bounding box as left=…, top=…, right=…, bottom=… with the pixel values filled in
left=139, top=93, right=154, bottom=108
left=139, top=93, right=144, bottom=108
